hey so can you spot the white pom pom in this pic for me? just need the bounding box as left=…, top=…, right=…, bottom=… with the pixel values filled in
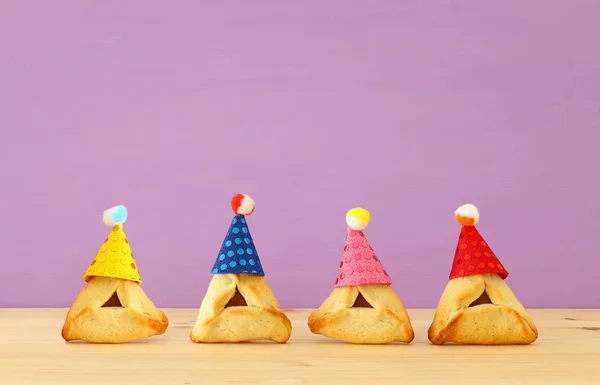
left=103, top=205, right=128, bottom=227
left=454, top=203, right=479, bottom=226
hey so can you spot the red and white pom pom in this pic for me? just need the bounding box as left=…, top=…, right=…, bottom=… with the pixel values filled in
left=454, top=203, right=479, bottom=226
left=231, top=193, right=255, bottom=215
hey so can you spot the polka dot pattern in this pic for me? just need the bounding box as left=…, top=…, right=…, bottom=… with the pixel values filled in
left=211, top=214, right=264, bottom=276
left=449, top=225, right=508, bottom=280
left=83, top=225, right=141, bottom=284
left=335, top=229, right=391, bottom=288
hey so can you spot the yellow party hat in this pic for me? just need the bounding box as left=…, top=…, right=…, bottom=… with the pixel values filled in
left=83, top=205, right=142, bottom=284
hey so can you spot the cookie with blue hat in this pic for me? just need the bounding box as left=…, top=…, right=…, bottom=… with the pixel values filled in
left=61, top=205, right=169, bottom=343
left=190, top=194, right=292, bottom=343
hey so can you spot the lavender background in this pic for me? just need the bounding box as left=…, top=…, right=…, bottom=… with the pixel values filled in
left=1, top=1, right=598, bottom=309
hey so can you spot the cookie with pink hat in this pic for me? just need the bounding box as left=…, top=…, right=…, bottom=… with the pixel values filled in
left=307, top=208, right=414, bottom=344
left=427, top=203, right=538, bottom=345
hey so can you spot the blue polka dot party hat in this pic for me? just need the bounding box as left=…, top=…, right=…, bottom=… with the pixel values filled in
left=210, top=193, right=264, bottom=276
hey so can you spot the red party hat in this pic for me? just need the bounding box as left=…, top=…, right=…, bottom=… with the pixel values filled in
left=335, top=208, right=392, bottom=287
left=449, top=203, right=508, bottom=280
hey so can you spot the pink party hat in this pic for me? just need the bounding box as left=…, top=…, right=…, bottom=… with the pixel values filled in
left=335, top=208, right=392, bottom=287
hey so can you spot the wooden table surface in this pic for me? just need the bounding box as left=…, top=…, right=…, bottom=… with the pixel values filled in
left=0, top=308, right=599, bottom=385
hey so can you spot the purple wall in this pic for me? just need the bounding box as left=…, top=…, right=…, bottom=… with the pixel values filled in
left=1, top=1, right=598, bottom=309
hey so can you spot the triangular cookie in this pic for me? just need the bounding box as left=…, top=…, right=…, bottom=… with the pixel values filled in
left=62, top=276, right=169, bottom=343
left=427, top=273, right=538, bottom=345
left=61, top=205, right=168, bottom=343
left=308, top=283, right=414, bottom=344
left=190, top=194, right=292, bottom=343
left=307, top=208, right=414, bottom=344
left=427, top=203, right=538, bottom=345
left=190, top=273, right=292, bottom=343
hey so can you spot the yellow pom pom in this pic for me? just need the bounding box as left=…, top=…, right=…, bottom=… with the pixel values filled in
left=346, top=208, right=370, bottom=231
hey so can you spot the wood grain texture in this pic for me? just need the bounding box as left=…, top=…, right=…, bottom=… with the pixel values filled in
left=0, top=308, right=599, bottom=385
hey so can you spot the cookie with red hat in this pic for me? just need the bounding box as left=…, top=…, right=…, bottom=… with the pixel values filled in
left=307, top=208, right=414, bottom=344
left=427, top=203, right=538, bottom=345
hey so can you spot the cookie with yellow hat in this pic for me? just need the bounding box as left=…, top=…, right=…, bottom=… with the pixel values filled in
left=61, top=205, right=169, bottom=343
left=307, top=208, right=414, bottom=344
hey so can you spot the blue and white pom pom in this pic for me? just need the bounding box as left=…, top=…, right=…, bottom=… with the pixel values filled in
left=103, top=205, right=128, bottom=227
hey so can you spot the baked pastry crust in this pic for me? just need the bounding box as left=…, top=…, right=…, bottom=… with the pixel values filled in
left=190, top=273, right=292, bottom=343
left=427, top=273, right=538, bottom=345
left=61, top=276, right=169, bottom=343
left=307, top=284, right=414, bottom=344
